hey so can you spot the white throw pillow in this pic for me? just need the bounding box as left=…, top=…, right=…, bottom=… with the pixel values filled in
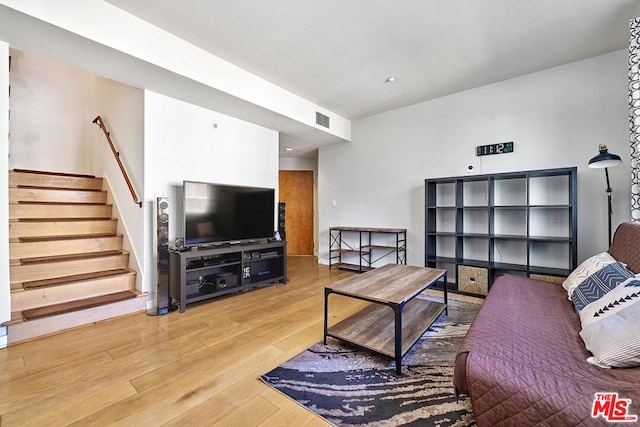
left=562, top=252, right=618, bottom=299
left=580, top=300, right=640, bottom=368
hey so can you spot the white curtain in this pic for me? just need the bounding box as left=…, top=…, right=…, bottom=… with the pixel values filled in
left=630, top=18, right=640, bottom=220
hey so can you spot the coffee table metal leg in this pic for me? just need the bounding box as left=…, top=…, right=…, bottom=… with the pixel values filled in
left=444, top=271, right=448, bottom=315
left=394, top=303, right=402, bottom=375
left=324, top=288, right=330, bottom=345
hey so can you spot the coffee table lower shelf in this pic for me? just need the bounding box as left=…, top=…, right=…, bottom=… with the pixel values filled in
left=326, top=298, right=446, bottom=365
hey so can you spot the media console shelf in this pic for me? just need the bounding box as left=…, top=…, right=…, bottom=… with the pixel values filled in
left=169, top=240, right=287, bottom=312
left=329, top=227, right=407, bottom=272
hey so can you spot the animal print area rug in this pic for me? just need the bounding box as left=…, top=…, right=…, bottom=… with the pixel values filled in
left=261, top=298, right=479, bottom=426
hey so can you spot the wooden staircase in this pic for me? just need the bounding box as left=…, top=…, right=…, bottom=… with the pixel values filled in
left=6, top=169, right=146, bottom=344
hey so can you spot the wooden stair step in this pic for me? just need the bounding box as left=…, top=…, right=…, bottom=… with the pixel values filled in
left=19, top=233, right=117, bottom=243
left=11, top=270, right=136, bottom=311
left=15, top=201, right=107, bottom=205
left=21, top=291, right=138, bottom=321
left=10, top=187, right=107, bottom=204
left=6, top=293, right=147, bottom=344
left=19, top=250, right=126, bottom=265
left=14, top=217, right=112, bottom=222
left=10, top=203, right=113, bottom=221
left=10, top=219, right=118, bottom=240
left=11, top=251, right=130, bottom=288
left=15, top=185, right=103, bottom=191
left=10, top=169, right=102, bottom=190
left=12, top=168, right=97, bottom=178
left=22, top=269, right=131, bottom=289
left=10, top=234, right=123, bottom=260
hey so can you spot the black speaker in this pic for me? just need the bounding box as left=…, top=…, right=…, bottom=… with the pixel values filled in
left=148, top=197, right=177, bottom=315
left=214, top=272, right=239, bottom=291
left=278, top=202, right=286, bottom=240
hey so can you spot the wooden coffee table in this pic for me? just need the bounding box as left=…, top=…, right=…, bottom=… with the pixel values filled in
left=324, top=264, right=447, bottom=375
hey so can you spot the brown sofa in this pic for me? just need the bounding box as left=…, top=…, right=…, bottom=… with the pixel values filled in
left=454, top=222, right=640, bottom=426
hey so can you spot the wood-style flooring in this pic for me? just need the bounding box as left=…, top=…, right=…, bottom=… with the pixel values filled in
left=0, top=257, right=480, bottom=426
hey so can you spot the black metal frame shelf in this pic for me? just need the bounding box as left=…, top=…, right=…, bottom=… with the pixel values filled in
left=329, top=226, right=407, bottom=273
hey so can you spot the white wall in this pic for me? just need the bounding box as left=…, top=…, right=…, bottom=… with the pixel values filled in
left=1, top=42, right=10, bottom=345
left=0, top=0, right=350, bottom=144
left=8, top=49, right=94, bottom=172
left=318, top=50, right=631, bottom=267
left=144, top=91, right=279, bottom=307
left=91, top=76, right=145, bottom=290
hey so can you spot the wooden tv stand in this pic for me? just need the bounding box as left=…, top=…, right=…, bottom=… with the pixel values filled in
left=169, top=240, right=287, bottom=312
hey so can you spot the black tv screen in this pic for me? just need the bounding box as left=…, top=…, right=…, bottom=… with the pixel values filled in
left=183, top=181, right=275, bottom=247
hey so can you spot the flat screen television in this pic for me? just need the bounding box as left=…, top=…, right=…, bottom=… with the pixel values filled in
left=183, top=180, right=275, bottom=247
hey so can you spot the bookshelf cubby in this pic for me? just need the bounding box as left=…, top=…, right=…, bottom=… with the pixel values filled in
left=425, top=167, right=577, bottom=296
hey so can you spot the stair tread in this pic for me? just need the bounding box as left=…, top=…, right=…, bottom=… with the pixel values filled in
left=19, top=233, right=119, bottom=243
left=18, top=250, right=128, bottom=265
left=22, top=268, right=133, bottom=289
left=15, top=201, right=109, bottom=206
left=13, top=185, right=104, bottom=192
left=14, top=218, right=113, bottom=222
left=21, top=291, right=138, bottom=321
left=13, top=169, right=97, bottom=179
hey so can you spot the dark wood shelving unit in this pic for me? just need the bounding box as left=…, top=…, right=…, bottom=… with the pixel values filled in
left=169, top=240, right=287, bottom=312
left=425, top=167, right=577, bottom=296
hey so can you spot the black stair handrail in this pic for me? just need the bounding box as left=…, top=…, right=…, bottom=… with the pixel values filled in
left=92, top=116, right=142, bottom=208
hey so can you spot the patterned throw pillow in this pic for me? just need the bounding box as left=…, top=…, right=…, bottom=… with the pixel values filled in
left=579, top=277, right=640, bottom=327
left=580, top=301, right=640, bottom=368
left=561, top=252, right=618, bottom=299
left=570, top=262, right=635, bottom=314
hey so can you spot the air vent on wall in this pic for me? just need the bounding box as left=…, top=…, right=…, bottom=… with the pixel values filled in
left=316, top=112, right=330, bottom=129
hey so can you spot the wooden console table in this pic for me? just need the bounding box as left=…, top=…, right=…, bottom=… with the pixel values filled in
left=324, top=264, right=447, bottom=375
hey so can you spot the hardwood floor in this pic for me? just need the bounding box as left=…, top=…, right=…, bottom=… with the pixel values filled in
left=0, top=257, right=479, bottom=426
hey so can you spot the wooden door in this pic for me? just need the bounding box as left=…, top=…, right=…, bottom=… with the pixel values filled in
left=278, top=170, right=314, bottom=255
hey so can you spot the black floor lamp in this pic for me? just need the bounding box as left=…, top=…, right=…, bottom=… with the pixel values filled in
left=588, top=144, right=623, bottom=247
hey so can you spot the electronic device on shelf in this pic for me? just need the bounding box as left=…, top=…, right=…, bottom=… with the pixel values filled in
left=260, top=251, right=279, bottom=259
left=213, top=271, right=239, bottom=291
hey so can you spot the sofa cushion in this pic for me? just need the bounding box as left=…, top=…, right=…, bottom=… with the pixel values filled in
left=580, top=300, right=640, bottom=368
left=561, top=252, right=617, bottom=298
left=454, top=274, right=640, bottom=425
left=609, top=221, right=640, bottom=274
left=570, top=262, right=634, bottom=313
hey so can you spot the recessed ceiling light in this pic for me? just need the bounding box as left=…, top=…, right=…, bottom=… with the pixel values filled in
left=386, top=77, right=396, bottom=83
left=284, top=147, right=294, bottom=151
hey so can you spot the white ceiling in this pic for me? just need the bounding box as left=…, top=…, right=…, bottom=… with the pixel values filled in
left=103, top=1, right=640, bottom=155
left=105, top=0, right=640, bottom=116
left=2, top=1, right=639, bottom=157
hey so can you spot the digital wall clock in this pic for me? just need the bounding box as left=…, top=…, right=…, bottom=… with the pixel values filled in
left=476, top=141, right=514, bottom=156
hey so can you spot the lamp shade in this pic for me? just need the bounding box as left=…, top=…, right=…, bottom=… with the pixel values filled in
left=588, top=144, right=622, bottom=169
